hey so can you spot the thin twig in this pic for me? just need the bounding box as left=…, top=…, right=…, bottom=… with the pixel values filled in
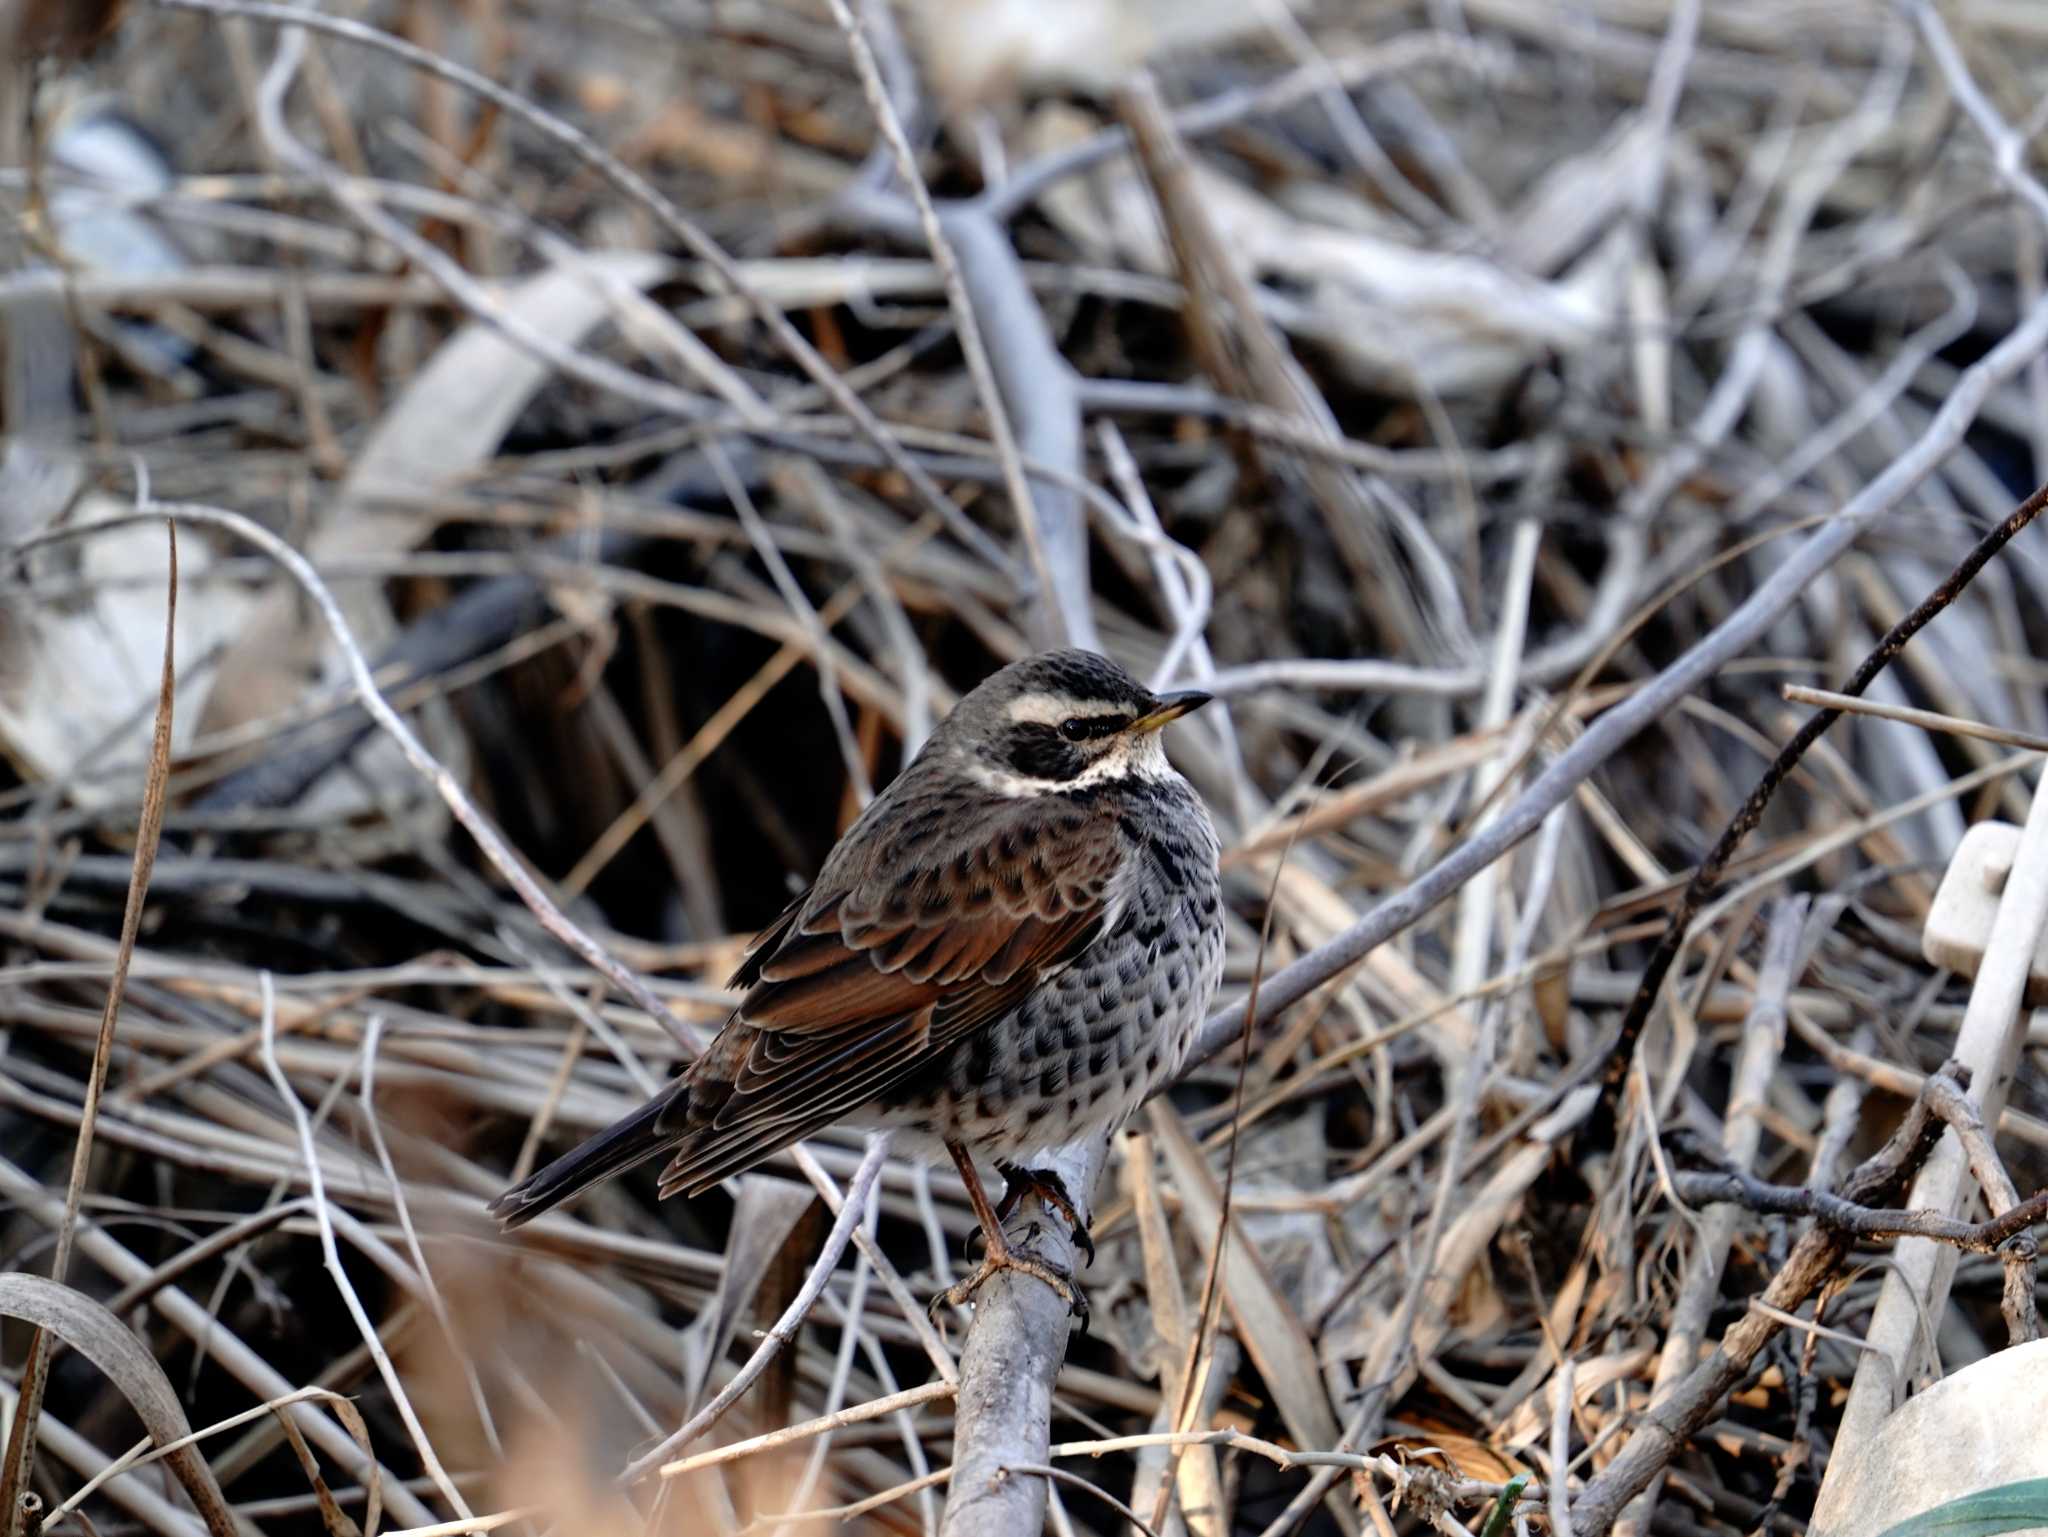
left=1780, top=684, right=2048, bottom=754
left=660, top=1380, right=954, bottom=1478
left=1596, top=474, right=2048, bottom=1138
left=625, top=1136, right=895, bottom=1479
left=822, top=0, right=1079, bottom=647
left=257, top=972, right=472, bottom=1520
left=1664, top=1170, right=2048, bottom=1254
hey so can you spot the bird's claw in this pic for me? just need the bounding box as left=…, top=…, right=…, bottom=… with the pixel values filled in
left=927, top=1246, right=1091, bottom=1333
left=995, top=1162, right=1096, bottom=1266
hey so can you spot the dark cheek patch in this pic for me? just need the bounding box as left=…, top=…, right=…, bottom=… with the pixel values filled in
left=1005, top=724, right=1085, bottom=780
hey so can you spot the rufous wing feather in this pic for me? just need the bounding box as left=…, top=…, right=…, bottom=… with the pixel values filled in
left=651, top=792, right=1127, bottom=1195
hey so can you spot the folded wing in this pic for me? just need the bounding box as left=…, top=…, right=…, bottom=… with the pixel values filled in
left=655, top=787, right=1125, bottom=1195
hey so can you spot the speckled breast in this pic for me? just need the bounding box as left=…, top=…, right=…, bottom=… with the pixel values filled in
left=869, top=774, right=1223, bottom=1159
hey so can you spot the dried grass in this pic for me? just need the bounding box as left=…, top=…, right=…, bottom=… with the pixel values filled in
left=6, top=2, right=2048, bottom=1536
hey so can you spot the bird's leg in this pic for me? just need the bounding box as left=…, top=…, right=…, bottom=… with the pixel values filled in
left=994, top=1161, right=1096, bottom=1265
left=931, top=1140, right=1088, bottom=1324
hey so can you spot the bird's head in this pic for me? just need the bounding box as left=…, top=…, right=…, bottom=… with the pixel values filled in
left=934, top=649, right=1212, bottom=793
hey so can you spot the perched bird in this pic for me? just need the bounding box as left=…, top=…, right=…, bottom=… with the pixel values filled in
left=489, top=649, right=1223, bottom=1314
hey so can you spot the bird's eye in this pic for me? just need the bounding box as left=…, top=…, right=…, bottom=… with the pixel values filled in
left=1058, top=717, right=1088, bottom=741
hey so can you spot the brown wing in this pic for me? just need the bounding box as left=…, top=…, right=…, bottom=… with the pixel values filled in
left=654, top=784, right=1126, bottom=1196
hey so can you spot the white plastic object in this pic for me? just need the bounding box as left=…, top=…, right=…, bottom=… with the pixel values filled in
left=1921, top=821, right=2048, bottom=1003
left=1811, top=1337, right=2048, bottom=1536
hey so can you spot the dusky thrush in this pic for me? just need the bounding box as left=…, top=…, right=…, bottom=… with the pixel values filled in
left=489, top=649, right=1224, bottom=1314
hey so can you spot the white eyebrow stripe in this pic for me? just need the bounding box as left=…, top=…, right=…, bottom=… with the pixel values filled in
left=1005, top=691, right=1133, bottom=726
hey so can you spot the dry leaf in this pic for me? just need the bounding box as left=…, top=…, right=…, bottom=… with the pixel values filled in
left=0, top=497, right=243, bottom=805
left=0, top=1274, right=243, bottom=1537
left=906, top=0, right=1298, bottom=107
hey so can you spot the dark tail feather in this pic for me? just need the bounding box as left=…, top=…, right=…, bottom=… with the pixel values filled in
left=487, top=1089, right=678, bottom=1229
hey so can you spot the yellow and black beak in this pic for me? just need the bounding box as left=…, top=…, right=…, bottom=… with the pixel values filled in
left=1129, top=689, right=1213, bottom=735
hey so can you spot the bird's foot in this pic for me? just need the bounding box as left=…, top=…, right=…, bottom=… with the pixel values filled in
left=928, top=1230, right=1090, bottom=1330
left=994, top=1161, right=1096, bottom=1265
